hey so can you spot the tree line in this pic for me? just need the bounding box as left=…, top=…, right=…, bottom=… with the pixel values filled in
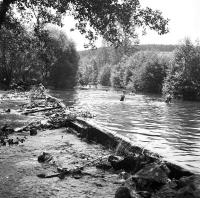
left=78, top=40, right=200, bottom=101
left=0, top=21, right=79, bottom=90
left=0, top=0, right=169, bottom=90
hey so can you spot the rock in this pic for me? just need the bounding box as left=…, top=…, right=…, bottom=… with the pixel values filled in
left=128, top=162, right=170, bottom=194
left=19, top=138, right=25, bottom=143
left=1, top=125, right=14, bottom=135
left=115, top=186, right=132, bottom=198
left=38, top=152, right=53, bottom=163
left=135, top=162, right=170, bottom=184
left=177, top=175, right=200, bottom=189
left=166, top=162, right=193, bottom=180
left=96, top=160, right=112, bottom=170
left=0, top=138, right=6, bottom=146
left=30, top=128, right=37, bottom=136
left=8, top=139, right=14, bottom=145
left=12, top=139, right=19, bottom=145
left=108, top=154, right=155, bottom=173
left=176, top=185, right=198, bottom=198
left=176, top=175, right=200, bottom=198
left=5, top=108, right=11, bottom=113
left=151, top=181, right=178, bottom=198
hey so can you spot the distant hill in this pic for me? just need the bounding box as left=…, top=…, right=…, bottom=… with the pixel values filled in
left=79, top=44, right=178, bottom=57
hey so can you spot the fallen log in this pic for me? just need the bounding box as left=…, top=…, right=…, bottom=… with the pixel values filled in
left=23, top=106, right=62, bottom=115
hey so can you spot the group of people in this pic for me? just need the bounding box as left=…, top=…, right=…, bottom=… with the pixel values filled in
left=119, top=90, right=173, bottom=103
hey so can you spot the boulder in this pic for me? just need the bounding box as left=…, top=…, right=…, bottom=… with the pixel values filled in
left=1, top=125, right=14, bottom=135
left=176, top=175, right=200, bottom=198
left=5, top=108, right=11, bottom=113
left=135, top=162, right=170, bottom=184
left=115, top=186, right=133, bottom=198
left=108, top=154, right=156, bottom=173
left=151, top=181, right=178, bottom=198
left=30, top=128, right=37, bottom=136
left=38, top=152, right=53, bottom=163
left=129, top=162, right=171, bottom=193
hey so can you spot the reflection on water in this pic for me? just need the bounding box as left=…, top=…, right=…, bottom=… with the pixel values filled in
left=52, top=89, right=200, bottom=173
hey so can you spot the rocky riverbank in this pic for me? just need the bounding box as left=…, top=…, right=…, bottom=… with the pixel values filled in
left=0, top=89, right=200, bottom=198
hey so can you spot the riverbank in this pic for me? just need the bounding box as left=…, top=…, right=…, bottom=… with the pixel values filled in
left=0, top=90, right=200, bottom=198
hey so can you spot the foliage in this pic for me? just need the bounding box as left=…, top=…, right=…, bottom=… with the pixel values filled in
left=0, top=0, right=171, bottom=91
left=0, top=20, right=36, bottom=89
left=97, top=64, right=111, bottom=86
left=110, top=55, right=129, bottom=88
left=0, top=0, right=169, bottom=47
left=163, top=39, right=200, bottom=100
left=128, top=51, right=169, bottom=93
left=78, top=46, right=171, bottom=92
left=78, top=55, right=99, bottom=86
left=42, top=26, right=79, bottom=89
left=0, top=21, right=79, bottom=89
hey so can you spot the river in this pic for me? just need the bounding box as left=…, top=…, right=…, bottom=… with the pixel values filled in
left=50, top=88, right=200, bottom=174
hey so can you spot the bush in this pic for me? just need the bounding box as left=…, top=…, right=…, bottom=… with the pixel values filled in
left=128, top=51, right=169, bottom=93
left=98, top=64, right=111, bottom=86
left=163, top=39, right=200, bottom=100
left=46, top=27, right=79, bottom=89
left=110, top=56, right=128, bottom=88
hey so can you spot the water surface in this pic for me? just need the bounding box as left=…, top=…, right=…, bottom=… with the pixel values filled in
left=51, top=88, right=200, bottom=174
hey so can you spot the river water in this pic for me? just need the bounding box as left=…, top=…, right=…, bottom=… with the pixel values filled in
left=51, top=88, right=200, bottom=174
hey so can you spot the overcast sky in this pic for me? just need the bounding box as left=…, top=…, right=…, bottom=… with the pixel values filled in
left=63, top=0, right=200, bottom=51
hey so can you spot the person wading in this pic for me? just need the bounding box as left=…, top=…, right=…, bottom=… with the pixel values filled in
left=120, top=91, right=126, bottom=101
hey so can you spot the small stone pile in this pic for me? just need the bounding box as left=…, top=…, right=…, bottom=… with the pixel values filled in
left=105, top=154, right=200, bottom=198
left=0, top=124, right=26, bottom=146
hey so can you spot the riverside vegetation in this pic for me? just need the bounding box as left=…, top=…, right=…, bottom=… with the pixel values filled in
left=78, top=40, right=200, bottom=101
left=0, top=1, right=199, bottom=101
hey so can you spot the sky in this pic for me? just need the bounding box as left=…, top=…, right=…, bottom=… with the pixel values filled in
left=62, top=0, right=200, bottom=51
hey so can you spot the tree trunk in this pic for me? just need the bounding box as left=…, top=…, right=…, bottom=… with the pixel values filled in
left=0, top=0, right=16, bottom=29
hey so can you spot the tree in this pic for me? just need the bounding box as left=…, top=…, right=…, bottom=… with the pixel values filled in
left=0, top=19, right=35, bottom=89
left=44, top=26, right=79, bottom=89
left=0, top=0, right=169, bottom=47
left=98, top=64, right=111, bottom=86
left=129, top=51, right=169, bottom=93
left=163, top=39, right=200, bottom=100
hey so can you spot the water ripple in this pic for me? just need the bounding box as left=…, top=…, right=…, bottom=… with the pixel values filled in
left=51, top=89, right=200, bottom=174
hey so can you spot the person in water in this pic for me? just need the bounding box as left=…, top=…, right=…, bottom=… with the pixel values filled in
left=120, top=91, right=126, bottom=101
left=165, top=94, right=172, bottom=103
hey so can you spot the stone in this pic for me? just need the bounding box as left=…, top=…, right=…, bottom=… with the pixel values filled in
left=108, top=154, right=157, bottom=173
left=176, top=175, right=200, bottom=198
left=128, top=162, right=171, bottom=194
left=135, top=162, right=170, bottom=184
left=115, top=186, right=132, bottom=198
left=166, top=162, right=193, bottom=180
left=151, top=181, right=178, bottom=198
left=5, top=108, right=11, bottom=113
left=108, top=155, right=142, bottom=173
left=176, top=185, right=198, bottom=198
left=30, top=128, right=37, bottom=136
left=38, top=152, right=53, bottom=163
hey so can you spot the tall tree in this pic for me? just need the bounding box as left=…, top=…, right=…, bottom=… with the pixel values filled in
left=0, top=0, right=169, bottom=46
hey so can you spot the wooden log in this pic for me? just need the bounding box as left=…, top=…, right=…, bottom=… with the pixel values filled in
left=23, top=106, right=62, bottom=115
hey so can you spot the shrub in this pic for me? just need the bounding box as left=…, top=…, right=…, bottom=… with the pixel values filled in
left=163, top=39, right=200, bottom=100
left=128, top=51, right=169, bottom=93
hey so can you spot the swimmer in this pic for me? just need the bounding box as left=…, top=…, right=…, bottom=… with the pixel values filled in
left=120, top=91, right=126, bottom=101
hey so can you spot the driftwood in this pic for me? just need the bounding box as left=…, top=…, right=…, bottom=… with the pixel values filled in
left=37, top=155, right=109, bottom=179
left=23, top=106, right=62, bottom=115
